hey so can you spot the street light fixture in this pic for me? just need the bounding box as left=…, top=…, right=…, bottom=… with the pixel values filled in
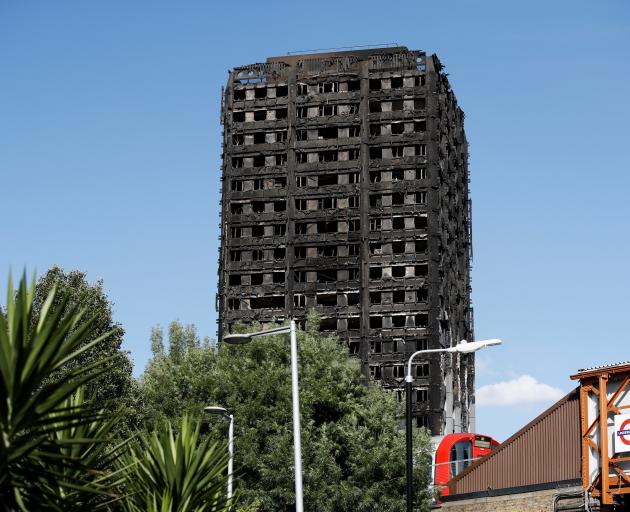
left=405, top=338, right=502, bottom=512
left=204, top=405, right=234, bottom=503
left=222, top=320, right=303, bottom=512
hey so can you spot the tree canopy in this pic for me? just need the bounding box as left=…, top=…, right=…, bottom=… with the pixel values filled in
left=140, top=314, right=432, bottom=511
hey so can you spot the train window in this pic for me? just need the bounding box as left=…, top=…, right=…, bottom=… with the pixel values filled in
left=474, top=435, right=492, bottom=449
left=449, top=440, right=473, bottom=479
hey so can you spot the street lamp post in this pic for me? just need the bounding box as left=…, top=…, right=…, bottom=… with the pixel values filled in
left=222, top=320, right=303, bottom=512
left=204, top=406, right=234, bottom=503
left=405, top=338, right=502, bottom=512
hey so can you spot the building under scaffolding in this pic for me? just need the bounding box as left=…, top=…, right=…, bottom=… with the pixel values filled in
left=217, top=46, right=473, bottom=435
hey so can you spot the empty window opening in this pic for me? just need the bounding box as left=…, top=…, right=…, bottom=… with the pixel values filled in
left=416, top=389, right=428, bottom=402
left=370, top=242, right=383, bottom=255
left=251, top=249, right=264, bottom=261
left=250, top=273, right=263, bottom=285
left=391, top=123, right=405, bottom=135
left=415, top=314, right=429, bottom=327
left=393, top=290, right=406, bottom=304
left=370, top=291, right=382, bottom=304
left=252, top=201, right=265, bottom=213
left=297, top=83, right=308, bottom=95
left=414, top=264, right=428, bottom=276
left=392, top=266, right=406, bottom=278
left=294, top=294, right=306, bottom=307
left=369, top=147, right=382, bottom=159
left=391, top=146, right=404, bottom=158
left=319, top=317, right=337, bottom=331
left=415, top=144, right=427, bottom=157
left=251, top=225, right=264, bottom=237
left=416, top=191, right=427, bottom=204
left=369, top=316, right=383, bottom=329
left=415, top=362, right=429, bottom=377
left=316, top=269, right=337, bottom=283
left=415, top=240, right=427, bottom=253
left=274, top=224, right=286, bottom=236
left=370, top=124, right=381, bottom=136
left=414, top=120, right=426, bottom=132
left=274, top=177, right=286, bottom=188
left=274, top=200, right=286, bottom=212
left=294, top=270, right=307, bottom=282
left=317, top=221, right=338, bottom=233
left=370, top=218, right=382, bottom=231
left=295, top=199, right=307, bottom=211
left=371, top=341, right=382, bottom=354
left=275, top=154, right=287, bottom=165
left=393, top=364, right=405, bottom=378
left=318, top=82, right=339, bottom=93
left=274, top=247, right=285, bottom=260
left=347, top=317, right=360, bottom=329
left=233, top=89, right=246, bottom=100
left=369, top=195, right=382, bottom=208
left=348, top=340, right=360, bottom=354
left=317, top=293, right=337, bottom=306
left=393, top=241, right=406, bottom=254
left=230, top=227, right=242, bottom=238
left=296, top=129, right=308, bottom=141
left=294, top=246, right=307, bottom=259
left=391, top=100, right=404, bottom=111
left=319, top=150, right=338, bottom=162
left=232, top=157, right=244, bottom=168
left=348, top=149, right=360, bottom=160
left=230, top=203, right=244, bottom=214
left=370, top=171, right=381, bottom=183
left=392, top=193, right=405, bottom=205
left=370, top=365, right=382, bottom=379
left=228, top=275, right=241, bottom=286
left=253, top=110, right=266, bottom=121
left=347, top=244, right=360, bottom=256
left=369, top=79, right=381, bottom=91
left=319, top=104, right=337, bottom=116
left=318, top=127, right=338, bottom=139
left=276, top=85, right=288, bottom=97
left=227, top=298, right=240, bottom=311
left=347, top=80, right=360, bottom=91
left=250, top=295, right=284, bottom=309
left=369, top=267, right=382, bottom=279
left=318, top=245, right=337, bottom=257
left=273, top=271, right=285, bottom=284
left=231, top=180, right=243, bottom=191
left=347, top=292, right=360, bottom=306
left=318, top=174, right=338, bottom=186
left=232, top=134, right=244, bottom=145
left=415, top=216, right=427, bottom=229
left=392, top=169, right=404, bottom=181
left=347, top=268, right=359, bottom=280
left=253, top=155, right=265, bottom=167
left=295, top=223, right=307, bottom=235
left=392, top=217, right=405, bottom=230
left=318, top=197, right=337, bottom=209
left=253, top=179, right=263, bottom=190
left=349, top=126, right=360, bottom=137
left=416, top=168, right=427, bottom=180
left=416, top=288, right=428, bottom=302
left=415, top=75, right=426, bottom=87
left=233, top=111, right=245, bottom=122
left=296, top=176, right=307, bottom=187
left=416, top=415, right=430, bottom=428
left=348, top=219, right=360, bottom=231
left=297, top=107, right=308, bottom=118
left=391, top=77, right=403, bottom=89
left=229, top=250, right=241, bottom=262
left=349, top=196, right=360, bottom=208
left=369, top=101, right=382, bottom=113
left=275, top=108, right=288, bottom=119
left=348, top=172, right=360, bottom=184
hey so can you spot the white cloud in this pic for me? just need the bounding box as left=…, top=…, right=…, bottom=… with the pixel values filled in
left=476, top=375, right=565, bottom=407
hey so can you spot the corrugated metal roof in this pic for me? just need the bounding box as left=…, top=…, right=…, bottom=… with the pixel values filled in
left=448, top=388, right=581, bottom=495
left=571, top=361, right=630, bottom=380
left=575, top=361, right=630, bottom=374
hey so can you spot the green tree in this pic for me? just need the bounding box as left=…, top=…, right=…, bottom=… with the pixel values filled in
left=140, top=315, right=432, bottom=511
left=31, top=266, right=142, bottom=437
left=0, top=274, right=123, bottom=509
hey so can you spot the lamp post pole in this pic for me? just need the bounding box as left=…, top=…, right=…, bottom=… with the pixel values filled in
left=405, top=339, right=502, bottom=511
left=222, top=321, right=303, bottom=512
left=204, top=406, right=234, bottom=503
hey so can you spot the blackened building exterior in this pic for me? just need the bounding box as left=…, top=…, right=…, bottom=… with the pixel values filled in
left=217, top=47, right=474, bottom=435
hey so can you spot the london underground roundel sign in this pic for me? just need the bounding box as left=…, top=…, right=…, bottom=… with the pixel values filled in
left=614, top=414, right=630, bottom=452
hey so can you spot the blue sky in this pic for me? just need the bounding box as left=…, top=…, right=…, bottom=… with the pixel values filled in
left=1, top=0, right=629, bottom=441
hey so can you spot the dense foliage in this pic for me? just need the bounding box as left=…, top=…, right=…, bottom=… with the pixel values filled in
left=141, top=314, right=433, bottom=512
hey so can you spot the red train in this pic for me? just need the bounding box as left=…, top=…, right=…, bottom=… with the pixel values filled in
left=432, top=432, right=500, bottom=499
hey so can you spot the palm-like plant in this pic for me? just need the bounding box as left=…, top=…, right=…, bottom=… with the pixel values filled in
left=118, top=414, right=234, bottom=512
left=0, top=274, right=118, bottom=509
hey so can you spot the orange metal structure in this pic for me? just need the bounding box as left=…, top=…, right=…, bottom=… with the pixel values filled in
left=571, top=362, right=630, bottom=507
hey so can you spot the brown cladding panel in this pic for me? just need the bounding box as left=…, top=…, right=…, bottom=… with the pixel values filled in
left=449, top=389, right=581, bottom=495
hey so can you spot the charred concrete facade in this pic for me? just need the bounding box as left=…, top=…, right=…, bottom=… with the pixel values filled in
left=218, top=47, right=474, bottom=435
